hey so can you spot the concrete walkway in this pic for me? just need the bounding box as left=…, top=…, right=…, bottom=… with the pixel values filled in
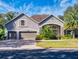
left=0, top=45, right=77, bottom=51
left=0, top=45, right=44, bottom=50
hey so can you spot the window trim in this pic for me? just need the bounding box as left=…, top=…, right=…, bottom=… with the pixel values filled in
left=21, top=20, right=25, bottom=26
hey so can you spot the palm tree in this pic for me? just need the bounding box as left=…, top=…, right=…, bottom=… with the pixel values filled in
left=64, top=4, right=78, bottom=38
left=4, top=11, right=17, bottom=22
left=0, top=14, right=5, bottom=25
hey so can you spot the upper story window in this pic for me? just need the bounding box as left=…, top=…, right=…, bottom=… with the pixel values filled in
left=21, top=20, right=25, bottom=26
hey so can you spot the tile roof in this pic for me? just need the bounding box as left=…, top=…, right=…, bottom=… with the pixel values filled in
left=31, top=15, right=49, bottom=22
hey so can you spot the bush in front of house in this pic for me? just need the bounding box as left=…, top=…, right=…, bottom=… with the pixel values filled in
left=36, top=25, right=57, bottom=40
left=36, top=34, right=44, bottom=40
left=60, top=34, right=73, bottom=39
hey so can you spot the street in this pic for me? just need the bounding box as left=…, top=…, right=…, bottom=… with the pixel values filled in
left=0, top=49, right=77, bottom=59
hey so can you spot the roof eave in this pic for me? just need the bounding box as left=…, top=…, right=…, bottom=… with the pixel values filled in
left=5, top=13, right=25, bottom=26
left=39, top=15, right=64, bottom=25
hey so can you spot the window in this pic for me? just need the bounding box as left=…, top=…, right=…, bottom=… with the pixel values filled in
left=21, top=20, right=25, bottom=26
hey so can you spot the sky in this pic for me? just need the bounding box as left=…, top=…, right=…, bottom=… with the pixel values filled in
left=0, top=0, right=77, bottom=16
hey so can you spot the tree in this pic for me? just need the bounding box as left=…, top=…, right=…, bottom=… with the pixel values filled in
left=0, top=14, right=5, bottom=25
left=58, top=15, right=64, bottom=20
left=64, top=4, right=78, bottom=38
left=4, top=11, right=17, bottom=22
left=0, top=12, right=17, bottom=25
left=0, top=25, right=5, bottom=40
left=0, top=12, right=18, bottom=40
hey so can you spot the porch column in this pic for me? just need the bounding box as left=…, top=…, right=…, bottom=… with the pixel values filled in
left=60, top=27, right=64, bottom=36
left=37, top=28, right=40, bottom=35
left=17, top=31, right=19, bottom=40
left=6, top=32, right=8, bottom=40
left=37, top=26, right=42, bottom=35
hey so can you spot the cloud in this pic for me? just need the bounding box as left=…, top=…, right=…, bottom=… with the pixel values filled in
left=19, top=3, right=33, bottom=13
left=13, top=3, right=54, bottom=16
left=37, top=6, right=53, bottom=15
left=60, top=0, right=68, bottom=7
left=0, top=0, right=15, bottom=12
left=0, top=0, right=32, bottom=14
left=25, top=6, right=53, bottom=16
left=60, top=0, right=77, bottom=7
left=0, top=0, right=77, bottom=16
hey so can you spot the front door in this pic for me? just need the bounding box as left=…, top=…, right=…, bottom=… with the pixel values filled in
left=8, top=31, right=17, bottom=39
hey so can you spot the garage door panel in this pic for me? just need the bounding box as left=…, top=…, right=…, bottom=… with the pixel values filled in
left=19, top=31, right=37, bottom=40
left=21, top=33, right=36, bottom=38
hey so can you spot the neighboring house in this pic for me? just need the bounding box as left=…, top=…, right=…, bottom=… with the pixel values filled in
left=5, top=13, right=64, bottom=40
left=64, top=29, right=78, bottom=38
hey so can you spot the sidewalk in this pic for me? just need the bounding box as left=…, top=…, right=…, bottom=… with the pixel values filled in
left=47, top=48, right=78, bottom=52
left=0, top=45, right=44, bottom=50
left=0, top=45, right=77, bottom=51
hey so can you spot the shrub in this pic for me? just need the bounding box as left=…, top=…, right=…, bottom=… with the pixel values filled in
left=61, top=34, right=73, bottom=39
left=0, top=25, right=6, bottom=40
left=40, top=25, right=57, bottom=40
left=36, top=34, right=44, bottom=40
left=0, top=25, right=7, bottom=40
left=49, top=33, right=57, bottom=39
left=0, top=29, right=5, bottom=40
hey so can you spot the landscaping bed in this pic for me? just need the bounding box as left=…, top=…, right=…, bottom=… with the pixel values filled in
left=36, top=39, right=78, bottom=48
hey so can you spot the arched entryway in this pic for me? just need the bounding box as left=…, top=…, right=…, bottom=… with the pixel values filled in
left=40, top=24, right=61, bottom=39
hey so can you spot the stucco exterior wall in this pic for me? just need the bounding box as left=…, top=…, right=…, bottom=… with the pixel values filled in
left=39, top=16, right=64, bottom=27
left=39, top=16, right=64, bottom=36
left=5, top=15, right=39, bottom=34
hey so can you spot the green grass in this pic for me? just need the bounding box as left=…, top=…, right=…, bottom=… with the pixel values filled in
left=36, top=39, right=78, bottom=48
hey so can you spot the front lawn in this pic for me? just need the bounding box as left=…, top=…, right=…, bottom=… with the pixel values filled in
left=36, top=39, right=78, bottom=48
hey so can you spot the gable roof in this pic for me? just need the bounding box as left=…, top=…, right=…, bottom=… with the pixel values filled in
left=5, top=13, right=64, bottom=26
left=5, top=13, right=24, bottom=26
left=31, top=15, right=64, bottom=25
left=40, top=15, right=64, bottom=24
left=5, top=13, right=38, bottom=26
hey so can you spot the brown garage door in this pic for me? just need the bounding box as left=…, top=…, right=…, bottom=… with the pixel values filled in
left=19, top=31, right=37, bottom=40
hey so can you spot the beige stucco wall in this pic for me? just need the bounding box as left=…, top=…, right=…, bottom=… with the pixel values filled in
left=14, top=15, right=39, bottom=32
left=6, top=15, right=39, bottom=34
left=39, top=17, right=64, bottom=27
